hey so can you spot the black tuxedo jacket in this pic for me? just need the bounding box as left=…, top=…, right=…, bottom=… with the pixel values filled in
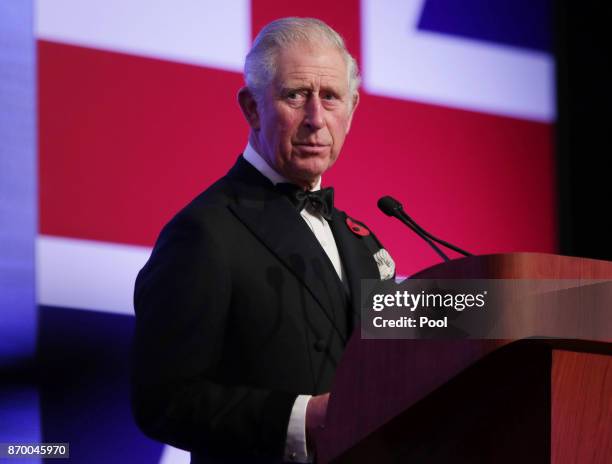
left=132, top=156, right=389, bottom=463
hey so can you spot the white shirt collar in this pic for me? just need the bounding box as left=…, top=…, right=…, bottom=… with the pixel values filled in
left=243, top=142, right=321, bottom=191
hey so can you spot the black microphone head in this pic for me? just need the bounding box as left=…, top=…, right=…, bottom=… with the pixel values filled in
left=377, top=196, right=403, bottom=217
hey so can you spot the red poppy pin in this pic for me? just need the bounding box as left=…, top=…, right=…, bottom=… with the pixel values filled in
left=346, top=217, right=370, bottom=236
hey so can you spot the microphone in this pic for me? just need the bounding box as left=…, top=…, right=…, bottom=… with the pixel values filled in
left=378, top=196, right=449, bottom=261
left=378, top=196, right=472, bottom=260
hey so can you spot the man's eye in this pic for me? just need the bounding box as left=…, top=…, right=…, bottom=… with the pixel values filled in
left=286, top=91, right=304, bottom=100
left=322, top=93, right=337, bottom=100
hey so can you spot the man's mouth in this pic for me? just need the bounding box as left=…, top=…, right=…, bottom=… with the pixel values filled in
left=294, top=144, right=329, bottom=154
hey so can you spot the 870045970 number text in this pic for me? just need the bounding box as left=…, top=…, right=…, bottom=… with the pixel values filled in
left=0, top=443, right=69, bottom=458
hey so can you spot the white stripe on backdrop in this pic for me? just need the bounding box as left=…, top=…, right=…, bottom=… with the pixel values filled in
left=36, top=235, right=151, bottom=314
left=35, top=0, right=250, bottom=72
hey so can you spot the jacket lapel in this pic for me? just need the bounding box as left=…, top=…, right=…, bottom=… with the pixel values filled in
left=226, top=157, right=350, bottom=342
left=329, top=209, right=380, bottom=330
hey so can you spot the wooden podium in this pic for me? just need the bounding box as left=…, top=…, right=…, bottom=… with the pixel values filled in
left=315, top=253, right=612, bottom=463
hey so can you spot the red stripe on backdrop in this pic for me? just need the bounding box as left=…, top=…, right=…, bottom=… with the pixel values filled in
left=251, top=0, right=362, bottom=66
left=38, top=40, right=247, bottom=247
left=38, top=37, right=556, bottom=276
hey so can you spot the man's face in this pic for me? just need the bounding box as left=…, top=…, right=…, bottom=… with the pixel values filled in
left=244, top=42, right=358, bottom=188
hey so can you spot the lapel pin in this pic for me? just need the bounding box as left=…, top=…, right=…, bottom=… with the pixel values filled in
left=346, top=217, right=370, bottom=237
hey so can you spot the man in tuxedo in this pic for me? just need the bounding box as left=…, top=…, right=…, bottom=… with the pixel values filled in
left=132, top=17, right=394, bottom=463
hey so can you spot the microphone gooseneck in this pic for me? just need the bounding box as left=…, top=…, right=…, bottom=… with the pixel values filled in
left=377, top=196, right=472, bottom=261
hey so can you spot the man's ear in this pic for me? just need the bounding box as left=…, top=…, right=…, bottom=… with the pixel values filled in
left=346, top=91, right=360, bottom=133
left=238, top=87, right=260, bottom=130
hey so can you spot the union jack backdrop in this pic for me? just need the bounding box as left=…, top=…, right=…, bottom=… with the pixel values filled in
left=33, top=1, right=555, bottom=462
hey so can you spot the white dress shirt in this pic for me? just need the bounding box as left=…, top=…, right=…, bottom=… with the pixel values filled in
left=243, top=143, right=346, bottom=462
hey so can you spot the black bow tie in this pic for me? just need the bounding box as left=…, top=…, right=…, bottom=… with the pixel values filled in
left=276, top=183, right=334, bottom=220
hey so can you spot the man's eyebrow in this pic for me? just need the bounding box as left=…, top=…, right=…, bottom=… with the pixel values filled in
left=320, top=84, right=343, bottom=93
left=280, top=83, right=344, bottom=94
left=278, top=85, right=312, bottom=95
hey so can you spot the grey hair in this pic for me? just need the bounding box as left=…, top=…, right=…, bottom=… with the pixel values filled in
left=244, top=17, right=360, bottom=103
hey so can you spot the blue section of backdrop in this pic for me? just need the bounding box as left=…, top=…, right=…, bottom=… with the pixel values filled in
left=418, top=0, right=552, bottom=52
left=0, top=0, right=37, bottom=367
left=0, top=0, right=40, bottom=457
left=38, top=306, right=163, bottom=464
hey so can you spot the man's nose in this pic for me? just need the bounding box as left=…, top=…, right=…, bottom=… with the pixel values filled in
left=303, top=96, right=325, bottom=130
